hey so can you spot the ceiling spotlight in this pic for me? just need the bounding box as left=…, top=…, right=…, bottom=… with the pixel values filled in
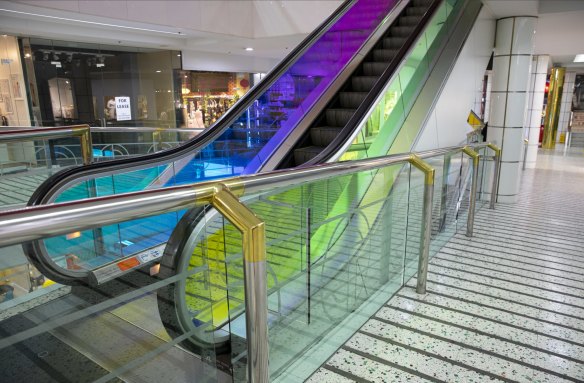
left=24, top=53, right=31, bottom=58
left=177, top=53, right=181, bottom=57
left=156, top=70, right=162, bottom=73
left=245, top=47, right=254, bottom=51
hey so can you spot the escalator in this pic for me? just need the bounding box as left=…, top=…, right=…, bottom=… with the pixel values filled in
left=24, top=0, right=451, bottom=286
left=20, top=0, right=483, bottom=378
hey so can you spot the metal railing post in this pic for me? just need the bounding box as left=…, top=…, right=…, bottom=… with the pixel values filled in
left=438, top=154, right=451, bottom=232
left=487, top=143, right=501, bottom=209
left=462, top=146, right=480, bottom=237
left=408, top=155, right=435, bottom=295
left=79, top=126, right=94, bottom=165
left=211, top=186, right=268, bottom=383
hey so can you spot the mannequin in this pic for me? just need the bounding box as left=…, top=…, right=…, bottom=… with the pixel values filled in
left=194, top=108, right=205, bottom=129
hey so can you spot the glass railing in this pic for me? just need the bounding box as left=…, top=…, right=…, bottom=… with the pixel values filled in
left=338, top=0, right=461, bottom=163
left=0, top=143, right=501, bottom=382
left=0, top=125, right=198, bottom=209
left=161, top=144, right=499, bottom=381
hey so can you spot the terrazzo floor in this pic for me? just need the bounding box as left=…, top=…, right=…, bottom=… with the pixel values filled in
left=307, top=148, right=584, bottom=382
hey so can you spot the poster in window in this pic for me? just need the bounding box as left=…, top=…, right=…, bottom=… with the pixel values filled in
left=115, top=96, right=131, bottom=121
left=9, top=74, right=22, bottom=99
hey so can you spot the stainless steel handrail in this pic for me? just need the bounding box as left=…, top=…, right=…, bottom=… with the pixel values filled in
left=0, top=142, right=500, bottom=382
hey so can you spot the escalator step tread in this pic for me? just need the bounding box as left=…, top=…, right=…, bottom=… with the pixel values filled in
left=311, top=126, right=344, bottom=147
left=351, top=76, right=379, bottom=92
left=325, top=108, right=356, bottom=127
left=363, top=61, right=388, bottom=76
left=294, top=146, right=325, bottom=166
left=390, top=25, right=416, bottom=37
left=383, top=37, right=407, bottom=49
left=373, top=49, right=399, bottom=62
left=339, top=92, right=369, bottom=108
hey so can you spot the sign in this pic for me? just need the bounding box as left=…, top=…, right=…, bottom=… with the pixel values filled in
left=467, top=110, right=484, bottom=130
left=115, top=96, right=131, bottom=121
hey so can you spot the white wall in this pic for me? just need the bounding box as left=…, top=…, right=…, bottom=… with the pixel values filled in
left=414, top=7, right=495, bottom=151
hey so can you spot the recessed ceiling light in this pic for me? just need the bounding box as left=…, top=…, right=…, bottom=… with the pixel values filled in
left=245, top=47, right=254, bottom=51
left=574, top=54, right=584, bottom=63
left=156, top=70, right=162, bottom=73
left=177, top=54, right=181, bottom=57
left=24, top=53, right=31, bottom=58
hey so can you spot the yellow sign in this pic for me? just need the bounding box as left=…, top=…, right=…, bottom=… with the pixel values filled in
left=467, top=110, right=484, bottom=130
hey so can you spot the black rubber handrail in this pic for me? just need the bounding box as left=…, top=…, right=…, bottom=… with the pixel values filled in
left=303, top=0, right=443, bottom=166
left=27, top=0, right=358, bottom=206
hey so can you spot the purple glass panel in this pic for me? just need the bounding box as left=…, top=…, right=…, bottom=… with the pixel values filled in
left=241, top=0, right=400, bottom=173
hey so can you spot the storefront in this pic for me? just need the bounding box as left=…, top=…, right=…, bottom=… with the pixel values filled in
left=179, top=70, right=253, bottom=129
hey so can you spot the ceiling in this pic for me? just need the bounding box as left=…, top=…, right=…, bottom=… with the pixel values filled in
left=484, top=0, right=584, bottom=70
left=1, top=0, right=584, bottom=72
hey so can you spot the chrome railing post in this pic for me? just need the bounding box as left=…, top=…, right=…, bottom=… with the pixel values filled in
left=211, top=186, right=268, bottom=383
left=462, top=146, right=480, bottom=237
left=487, top=143, right=501, bottom=209
left=438, top=153, right=451, bottom=233
left=408, top=155, right=435, bottom=295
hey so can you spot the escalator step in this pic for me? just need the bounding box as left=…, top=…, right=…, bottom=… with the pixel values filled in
left=373, top=49, right=399, bottom=62
left=390, top=25, right=416, bottom=37
left=407, top=5, right=429, bottom=17
left=383, top=37, right=407, bottom=49
left=339, top=92, right=369, bottom=108
left=399, top=15, right=422, bottom=26
left=311, top=126, right=343, bottom=147
left=363, top=62, right=388, bottom=76
left=351, top=76, right=378, bottom=92
left=413, top=0, right=433, bottom=6
left=326, top=108, right=356, bottom=127
left=294, top=146, right=324, bottom=165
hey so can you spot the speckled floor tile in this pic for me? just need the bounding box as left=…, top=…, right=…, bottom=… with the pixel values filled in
left=397, top=287, right=584, bottom=345
left=438, top=247, right=584, bottom=283
left=424, top=271, right=584, bottom=320
left=359, top=317, right=568, bottom=382
left=443, top=242, right=584, bottom=275
left=325, top=348, right=430, bottom=382
left=306, top=368, right=355, bottom=383
left=427, top=262, right=584, bottom=307
left=388, top=295, right=584, bottom=362
left=406, top=278, right=584, bottom=331
left=435, top=252, right=584, bottom=290
left=448, top=235, right=584, bottom=264
left=345, top=332, right=505, bottom=382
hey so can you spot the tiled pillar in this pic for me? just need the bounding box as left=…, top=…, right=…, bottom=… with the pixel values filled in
left=487, top=16, right=536, bottom=203
left=558, top=71, right=576, bottom=142
left=524, top=55, right=549, bottom=169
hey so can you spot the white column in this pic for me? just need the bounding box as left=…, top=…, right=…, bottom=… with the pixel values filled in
left=487, top=17, right=536, bottom=203
left=558, top=71, right=576, bottom=142
left=524, top=55, right=549, bottom=169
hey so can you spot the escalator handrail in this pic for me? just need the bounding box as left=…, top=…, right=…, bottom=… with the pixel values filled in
left=0, top=143, right=492, bottom=249
left=303, top=0, right=444, bottom=166
left=27, top=0, right=359, bottom=206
